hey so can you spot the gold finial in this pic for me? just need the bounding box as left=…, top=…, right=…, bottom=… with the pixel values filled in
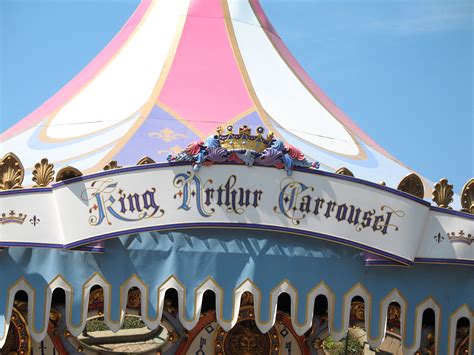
left=397, top=173, right=424, bottom=198
left=32, top=158, right=55, bottom=187
left=56, top=166, right=83, bottom=182
left=137, top=156, right=156, bottom=165
left=103, top=160, right=122, bottom=170
left=432, top=178, right=454, bottom=209
left=460, top=178, right=474, bottom=214
left=226, top=125, right=234, bottom=134
left=216, top=126, right=223, bottom=135
left=0, top=152, right=24, bottom=190
left=335, top=167, right=354, bottom=177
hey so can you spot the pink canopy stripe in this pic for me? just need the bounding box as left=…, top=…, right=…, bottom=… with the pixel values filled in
left=250, top=0, right=393, bottom=158
left=0, top=0, right=153, bottom=141
left=158, top=0, right=254, bottom=137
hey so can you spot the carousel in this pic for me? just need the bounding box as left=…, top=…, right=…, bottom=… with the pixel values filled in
left=0, top=0, right=472, bottom=354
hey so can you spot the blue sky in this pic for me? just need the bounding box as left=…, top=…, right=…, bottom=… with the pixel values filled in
left=1, top=0, right=472, bottom=192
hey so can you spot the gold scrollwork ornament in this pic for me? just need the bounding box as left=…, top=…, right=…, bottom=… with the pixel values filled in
left=32, top=158, right=55, bottom=187
left=432, top=178, right=454, bottom=209
left=460, top=178, right=474, bottom=214
left=0, top=152, right=24, bottom=190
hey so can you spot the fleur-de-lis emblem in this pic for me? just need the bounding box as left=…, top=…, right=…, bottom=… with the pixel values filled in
left=434, top=233, right=444, bottom=243
left=149, top=128, right=186, bottom=143
left=30, top=215, right=40, bottom=226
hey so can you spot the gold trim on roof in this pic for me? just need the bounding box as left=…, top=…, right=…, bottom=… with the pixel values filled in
left=32, top=158, right=55, bottom=187
left=0, top=152, right=24, bottom=190
left=397, top=173, right=424, bottom=198
left=103, top=160, right=122, bottom=171
left=432, top=178, right=454, bottom=209
left=136, top=156, right=156, bottom=165
left=460, top=178, right=474, bottom=214
left=1, top=151, right=473, bottom=215
left=56, top=166, right=83, bottom=182
left=335, top=167, right=354, bottom=177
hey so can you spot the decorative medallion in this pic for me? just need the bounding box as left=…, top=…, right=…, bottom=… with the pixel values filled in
left=214, top=308, right=280, bottom=355
left=56, top=166, right=83, bottom=182
left=397, top=173, right=424, bottom=198
left=432, top=178, right=454, bottom=209
left=335, top=167, right=354, bottom=177
left=460, top=178, right=474, bottom=214
left=167, top=125, right=319, bottom=174
left=0, top=152, right=24, bottom=190
left=32, top=158, right=55, bottom=187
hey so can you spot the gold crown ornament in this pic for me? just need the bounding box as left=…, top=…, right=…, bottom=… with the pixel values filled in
left=216, top=125, right=274, bottom=153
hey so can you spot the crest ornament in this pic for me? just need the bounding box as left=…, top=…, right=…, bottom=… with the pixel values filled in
left=397, top=173, right=424, bottom=198
left=32, top=158, right=55, bottom=187
left=56, top=166, right=83, bottom=182
left=167, top=125, right=319, bottom=175
left=0, top=152, right=24, bottom=190
left=335, top=167, right=354, bottom=177
left=137, top=156, right=156, bottom=165
left=432, top=178, right=453, bottom=209
left=460, top=178, right=474, bottom=214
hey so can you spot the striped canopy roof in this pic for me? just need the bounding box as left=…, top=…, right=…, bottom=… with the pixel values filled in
left=0, top=0, right=430, bottom=194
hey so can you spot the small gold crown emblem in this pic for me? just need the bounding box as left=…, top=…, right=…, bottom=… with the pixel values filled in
left=0, top=210, right=27, bottom=225
left=217, top=125, right=274, bottom=153
left=448, top=230, right=473, bottom=245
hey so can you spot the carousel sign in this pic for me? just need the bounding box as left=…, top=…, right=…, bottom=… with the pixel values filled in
left=1, top=164, right=473, bottom=266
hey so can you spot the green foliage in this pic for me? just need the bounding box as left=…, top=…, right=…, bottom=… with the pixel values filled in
left=323, top=333, right=363, bottom=355
left=85, top=315, right=146, bottom=332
